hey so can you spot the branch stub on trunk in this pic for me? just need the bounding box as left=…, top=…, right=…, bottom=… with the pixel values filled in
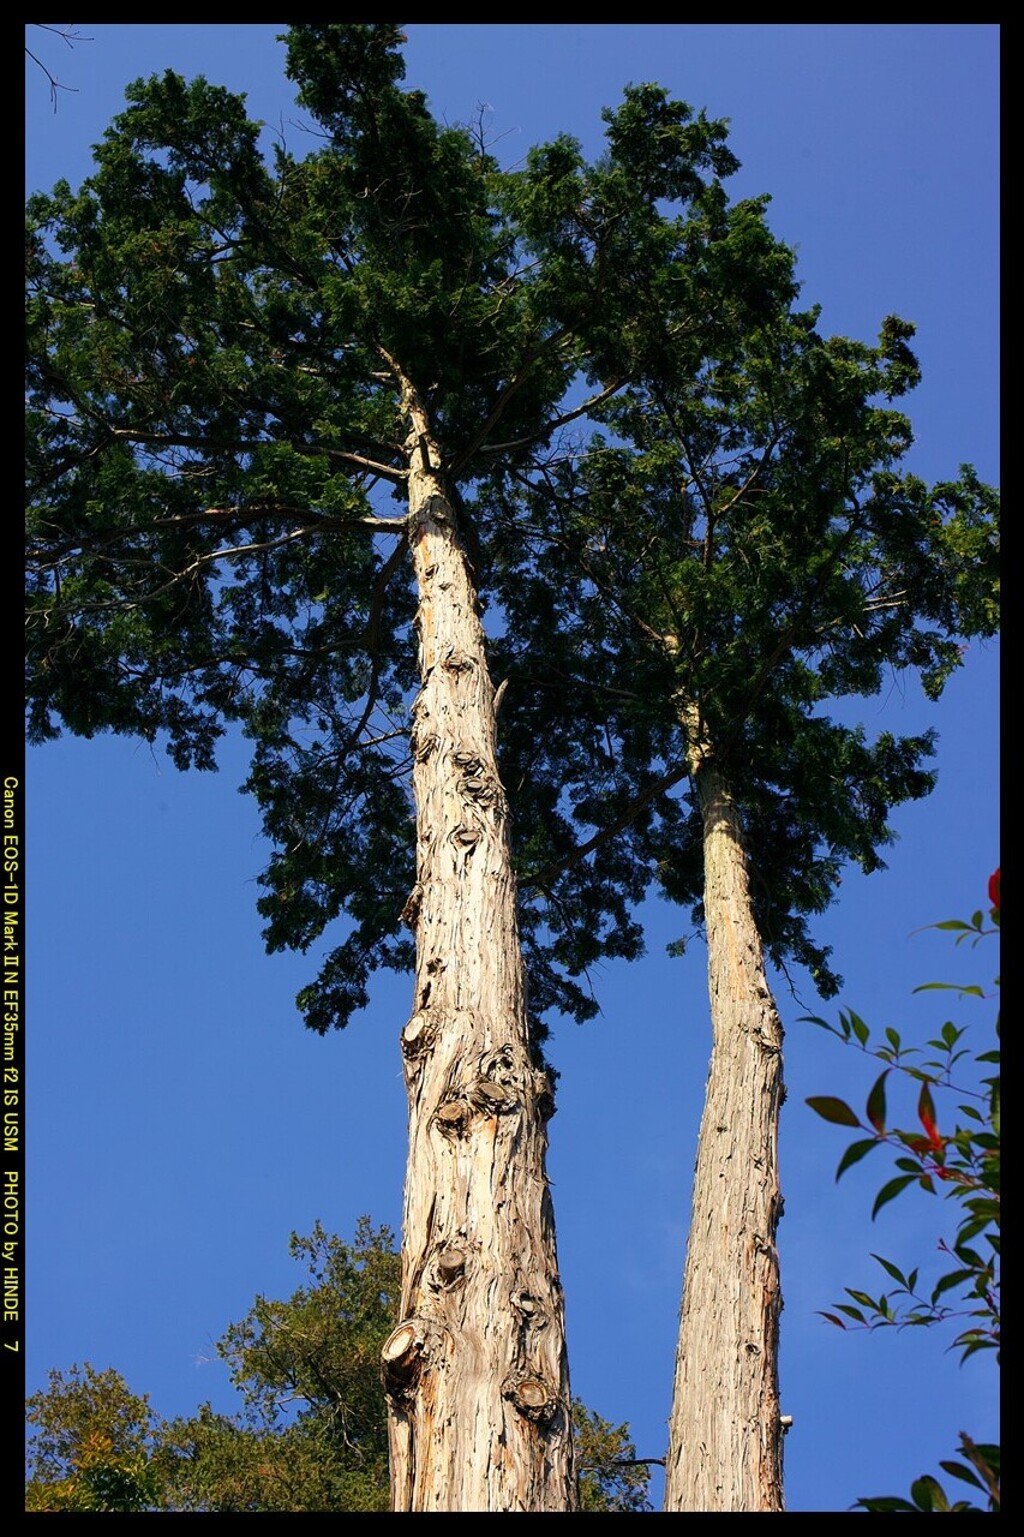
left=530, top=1069, right=556, bottom=1120
left=434, top=1099, right=470, bottom=1136
left=400, top=883, right=423, bottom=929
left=472, top=1078, right=516, bottom=1113
left=436, top=1247, right=466, bottom=1285
left=381, top=1320, right=425, bottom=1399
left=461, top=775, right=495, bottom=804
left=504, top=1373, right=558, bottom=1425
left=401, top=1010, right=436, bottom=1059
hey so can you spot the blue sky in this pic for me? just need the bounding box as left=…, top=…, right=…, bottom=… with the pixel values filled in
left=24, top=25, right=999, bottom=1511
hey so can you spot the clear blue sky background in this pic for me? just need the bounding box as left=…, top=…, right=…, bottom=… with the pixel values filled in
left=25, top=25, right=999, bottom=1512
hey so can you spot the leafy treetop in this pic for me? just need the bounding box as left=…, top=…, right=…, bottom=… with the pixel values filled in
left=28, top=23, right=807, bottom=1032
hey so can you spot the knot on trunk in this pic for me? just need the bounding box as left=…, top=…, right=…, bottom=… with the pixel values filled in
left=451, top=743, right=498, bottom=808
left=435, top=1247, right=467, bottom=1287
left=420, top=492, right=451, bottom=524
left=461, top=773, right=497, bottom=806
left=503, top=1373, right=559, bottom=1425
left=449, top=820, right=482, bottom=852
left=511, top=1287, right=547, bottom=1326
left=470, top=1077, right=517, bottom=1114
left=442, top=648, right=474, bottom=675
left=472, top=1045, right=521, bottom=1113
left=433, top=1098, right=470, bottom=1137
left=381, top=1320, right=426, bottom=1401
left=401, top=1010, right=436, bottom=1060
left=479, top=1043, right=519, bottom=1082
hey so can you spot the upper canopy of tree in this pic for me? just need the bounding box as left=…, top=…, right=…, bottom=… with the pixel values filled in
left=26, top=23, right=999, bottom=1029
left=485, top=309, right=998, bottom=995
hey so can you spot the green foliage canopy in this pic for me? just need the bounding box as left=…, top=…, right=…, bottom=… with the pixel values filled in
left=25, top=1223, right=650, bottom=1512
left=26, top=22, right=792, bottom=1035
left=27, top=19, right=997, bottom=1038
left=485, top=295, right=998, bottom=994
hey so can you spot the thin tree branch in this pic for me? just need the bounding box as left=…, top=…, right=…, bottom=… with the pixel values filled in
left=108, top=427, right=407, bottom=484
left=479, top=375, right=629, bottom=458
left=522, top=761, right=689, bottom=889
left=447, top=327, right=575, bottom=478
left=30, top=503, right=408, bottom=572
left=25, top=25, right=91, bottom=112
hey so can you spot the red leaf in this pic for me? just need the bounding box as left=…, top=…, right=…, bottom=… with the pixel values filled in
left=918, top=1081, right=942, bottom=1150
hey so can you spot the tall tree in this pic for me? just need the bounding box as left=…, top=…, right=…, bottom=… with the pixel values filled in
left=26, top=28, right=567, bottom=1506
left=25, top=23, right=771, bottom=1510
left=483, top=286, right=998, bottom=1507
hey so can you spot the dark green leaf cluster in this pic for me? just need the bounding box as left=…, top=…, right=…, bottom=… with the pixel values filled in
left=160, top=1218, right=399, bottom=1510
left=26, top=1225, right=399, bottom=1512
left=855, top=1437, right=1000, bottom=1514
left=483, top=285, right=996, bottom=997
left=502, top=85, right=763, bottom=387
left=573, top=1401, right=653, bottom=1512
left=26, top=23, right=777, bottom=1034
left=27, top=22, right=999, bottom=1037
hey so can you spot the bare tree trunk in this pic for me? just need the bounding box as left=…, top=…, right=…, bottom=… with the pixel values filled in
left=663, top=701, right=786, bottom=1512
left=381, top=376, right=576, bottom=1511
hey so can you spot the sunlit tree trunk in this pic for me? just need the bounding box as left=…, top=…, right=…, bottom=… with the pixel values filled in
left=663, top=700, right=786, bottom=1512
left=381, top=374, right=575, bottom=1512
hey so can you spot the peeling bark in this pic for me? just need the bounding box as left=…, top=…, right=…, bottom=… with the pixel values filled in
left=384, top=374, right=575, bottom=1511
left=664, top=699, right=786, bottom=1512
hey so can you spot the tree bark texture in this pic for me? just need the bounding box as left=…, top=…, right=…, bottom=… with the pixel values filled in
left=663, top=701, right=786, bottom=1512
left=382, top=385, right=575, bottom=1512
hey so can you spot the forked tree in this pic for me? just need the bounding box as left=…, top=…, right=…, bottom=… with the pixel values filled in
left=26, top=23, right=783, bottom=1510
left=29, top=23, right=996, bottom=1510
